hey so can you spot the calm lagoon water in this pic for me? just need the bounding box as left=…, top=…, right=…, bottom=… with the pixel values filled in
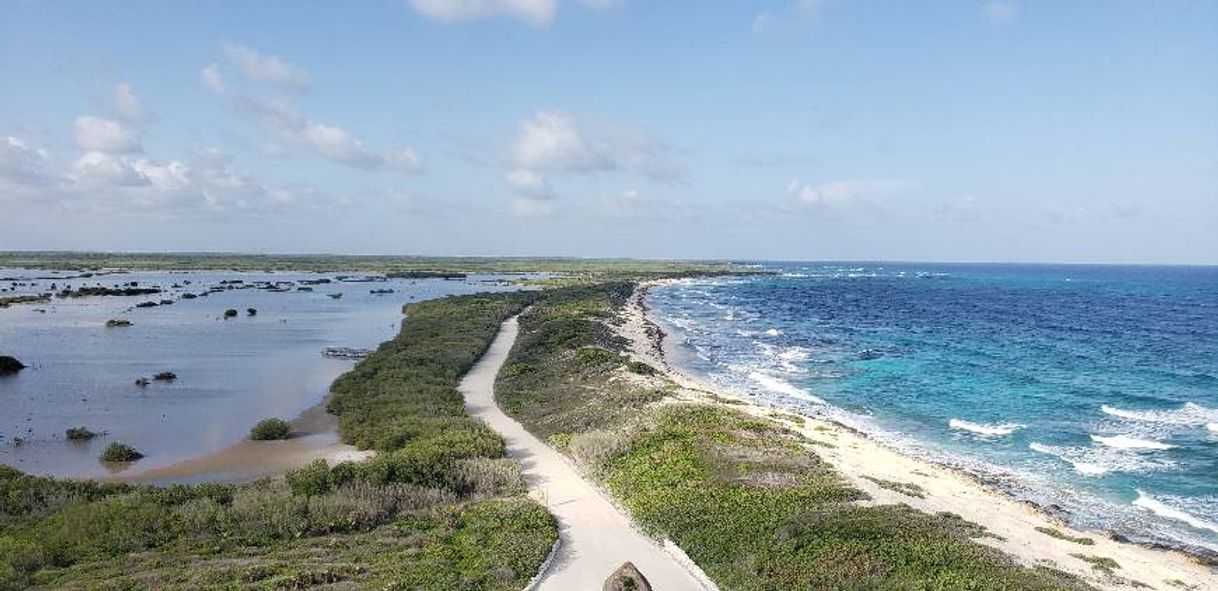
left=0, top=268, right=526, bottom=478
left=649, top=263, right=1218, bottom=554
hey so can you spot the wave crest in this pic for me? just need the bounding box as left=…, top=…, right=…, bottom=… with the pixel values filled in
left=1100, top=402, right=1218, bottom=427
left=1089, top=434, right=1177, bottom=451
left=747, top=372, right=825, bottom=404
left=949, top=419, right=1024, bottom=437
left=1133, top=491, right=1218, bottom=534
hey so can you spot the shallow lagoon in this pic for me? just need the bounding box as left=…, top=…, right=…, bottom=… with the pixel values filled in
left=0, top=268, right=526, bottom=478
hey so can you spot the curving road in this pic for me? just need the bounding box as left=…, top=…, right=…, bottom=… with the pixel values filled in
left=458, top=316, right=713, bottom=591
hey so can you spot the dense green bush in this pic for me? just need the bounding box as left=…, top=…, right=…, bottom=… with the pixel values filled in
left=626, top=361, right=657, bottom=375
left=248, top=417, right=292, bottom=441
left=98, top=443, right=143, bottom=463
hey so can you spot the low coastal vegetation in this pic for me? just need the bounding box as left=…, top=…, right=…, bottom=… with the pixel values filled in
left=98, top=442, right=143, bottom=463
left=1071, top=554, right=1121, bottom=575
left=0, top=290, right=557, bottom=590
left=496, top=282, right=1091, bottom=590
left=861, top=475, right=928, bottom=499
left=1036, top=526, right=1096, bottom=546
left=64, top=427, right=96, bottom=441
left=248, top=418, right=292, bottom=441
left=0, top=251, right=747, bottom=279
left=0, top=294, right=51, bottom=308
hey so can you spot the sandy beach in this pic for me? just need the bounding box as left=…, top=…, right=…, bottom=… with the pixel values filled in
left=119, top=402, right=373, bottom=485
left=623, top=281, right=1217, bottom=591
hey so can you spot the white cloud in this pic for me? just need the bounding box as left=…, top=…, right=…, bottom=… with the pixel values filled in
left=787, top=179, right=919, bottom=208
left=200, top=63, right=227, bottom=95
left=511, top=196, right=557, bottom=218
left=73, top=116, right=142, bottom=154
left=0, top=136, right=53, bottom=187
left=983, top=1, right=1017, bottom=24
left=70, top=151, right=147, bottom=187
left=506, top=168, right=555, bottom=199
left=511, top=110, right=684, bottom=183
left=302, top=123, right=382, bottom=169
left=753, top=0, right=824, bottom=33
left=114, top=82, right=152, bottom=124
left=200, top=62, right=420, bottom=172
left=222, top=44, right=312, bottom=91
left=408, top=0, right=557, bottom=26
left=579, top=0, right=622, bottom=10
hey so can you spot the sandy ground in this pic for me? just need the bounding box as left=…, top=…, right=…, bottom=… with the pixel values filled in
left=120, top=402, right=373, bottom=485
left=622, top=281, right=1218, bottom=591
left=461, top=315, right=717, bottom=591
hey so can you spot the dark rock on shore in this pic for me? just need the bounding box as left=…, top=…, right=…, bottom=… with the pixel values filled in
left=604, top=562, right=651, bottom=591
left=153, top=371, right=177, bottom=381
left=0, top=355, right=26, bottom=374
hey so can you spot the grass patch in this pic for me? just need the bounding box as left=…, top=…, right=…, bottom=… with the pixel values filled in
left=861, top=475, right=927, bottom=499
left=1071, top=554, right=1120, bottom=575
left=1035, top=526, right=1095, bottom=546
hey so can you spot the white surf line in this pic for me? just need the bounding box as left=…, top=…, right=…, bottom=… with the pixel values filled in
left=459, top=315, right=717, bottom=591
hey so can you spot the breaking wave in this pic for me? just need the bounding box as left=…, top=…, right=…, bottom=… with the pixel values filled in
left=949, top=419, right=1024, bottom=437
left=747, top=372, right=825, bottom=404
left=1089, top=434, right=1177, bottom=450
left=1134, top=491, right=1218, bottom=534
left=1100, top=402, right=1218, bottom=427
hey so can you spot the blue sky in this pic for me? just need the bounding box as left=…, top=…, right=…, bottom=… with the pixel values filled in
left=1, top=1, right=1215, bottom=263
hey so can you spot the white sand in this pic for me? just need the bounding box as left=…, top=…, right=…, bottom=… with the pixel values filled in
left=460, top=315, right=717, bottom=591
left=619, top=281, right=1218, bottom=591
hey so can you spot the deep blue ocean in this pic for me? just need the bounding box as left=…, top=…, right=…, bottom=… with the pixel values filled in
left=649, top=263, right=1218, bottom=553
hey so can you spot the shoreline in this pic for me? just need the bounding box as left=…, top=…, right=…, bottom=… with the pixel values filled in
left=117, top=399, right=373, bottom=485
left=627, top=280, right=1217, bottom=590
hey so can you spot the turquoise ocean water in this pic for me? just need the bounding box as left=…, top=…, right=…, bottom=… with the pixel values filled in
left=649, top=263, right=1218, bottom=554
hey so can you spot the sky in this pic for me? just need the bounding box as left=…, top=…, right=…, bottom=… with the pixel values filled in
left=1, top=1, right=1215, bottom=264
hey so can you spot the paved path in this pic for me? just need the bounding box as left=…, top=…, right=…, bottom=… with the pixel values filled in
left=458, top=316, right=712, bottom=591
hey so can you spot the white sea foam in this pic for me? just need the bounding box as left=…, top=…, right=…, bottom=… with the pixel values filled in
left=1207, top=423, right=1217, bottom=433
left=747, top=372, right=825, bottom=404
left=1100, top=402, right=1218, bottom=427
left=1090, top=434, right=1176, bottom=450
left=949, top=419, right=1024, bottom=437
left=1029, top=443, right=1109, bottom=476
left=1028, top=442, right=1176, bottom=477
left=764, top=328, right=782, bottom=337
left=1133, top=491, right=1218, bottom=534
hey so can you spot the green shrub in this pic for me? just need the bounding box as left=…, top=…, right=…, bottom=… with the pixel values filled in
left=249, top=417, right=292, bottom=440
left=65, top=427, right=97, bottom=441
left=574, top=346, right=621, bottom=367
left=98, top=442, right=143, bottom=462
left=626, top=360, right=657, bottom=375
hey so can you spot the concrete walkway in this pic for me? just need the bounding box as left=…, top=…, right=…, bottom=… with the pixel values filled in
left=458, top=316, right=713, bottom=591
